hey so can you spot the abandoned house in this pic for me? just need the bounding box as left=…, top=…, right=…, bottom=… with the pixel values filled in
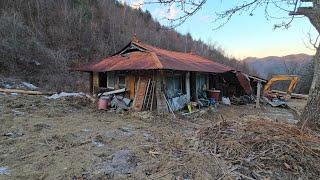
left=74, top=38, right=262, bottom=112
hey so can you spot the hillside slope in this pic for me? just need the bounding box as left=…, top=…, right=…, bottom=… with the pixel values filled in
left=244, top=54, right=313, bottom=79
left=244, top=54, right=314, bottom=93
left=0, top=0, right=242, bottom=92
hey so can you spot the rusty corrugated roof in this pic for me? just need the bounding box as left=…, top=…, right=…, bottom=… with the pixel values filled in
left=74, top=40, right=233, bottom=73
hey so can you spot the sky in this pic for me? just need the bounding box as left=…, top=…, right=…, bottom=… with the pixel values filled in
left=122, top=0, right=318, bottom=59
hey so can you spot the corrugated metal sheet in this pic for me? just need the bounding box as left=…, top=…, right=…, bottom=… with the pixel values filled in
left=236, top=71, right=253, bottom=94
left=74, top=52, right=162, bottom=72
left=74, top=40, right=233, bottom=73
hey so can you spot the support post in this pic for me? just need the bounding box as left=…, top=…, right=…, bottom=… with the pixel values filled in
left=185, top=72, right=191, bottom=102
left=256, top=81, right=262, bottom=108
left=92, top=72, right=99, bottom=96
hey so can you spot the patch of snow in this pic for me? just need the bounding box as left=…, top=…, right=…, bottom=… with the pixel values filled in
left=12, top=109, right=24, bottom=116
left=47, top=92, right=85, bottom=99
left=21, top=82, right=38, bottom=90
left=31, top=60, right=41, bottom=66
left=0, top=167, right=10, bottom=175
left=3, top=129, right=23, bottom=138
left=4, top=84, right=12, bottom=89
left=92, top=140, right=104, bottom=147
left=81, top=128, right=91, bottom=132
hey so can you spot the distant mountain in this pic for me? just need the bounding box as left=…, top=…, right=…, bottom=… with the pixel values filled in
left=243, top=54, right=313, bottom=79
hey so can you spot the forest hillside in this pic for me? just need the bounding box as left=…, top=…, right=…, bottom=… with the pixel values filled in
left=0, top=0, right=244, bottom=92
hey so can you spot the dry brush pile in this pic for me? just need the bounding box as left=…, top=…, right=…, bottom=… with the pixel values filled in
left=196, top=119, right=320, bottom=179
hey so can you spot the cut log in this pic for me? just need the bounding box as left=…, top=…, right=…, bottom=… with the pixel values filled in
left=270, top=90, right=308, bottom=99
left=0, top=88, right=54, bottom=95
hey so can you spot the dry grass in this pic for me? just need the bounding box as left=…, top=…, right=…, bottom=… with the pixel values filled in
left=0, top=93, right=318, bottom=179
left=197, top=119, right=320, bottom=179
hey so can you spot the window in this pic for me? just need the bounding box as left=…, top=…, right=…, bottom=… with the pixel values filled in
left=166, top=74, right=185, bottom=98
left=107, top=72, right=115, bottom=89
left=196, top=74, right=207, bottom=93
left=118, top=75, right=126, bottom=89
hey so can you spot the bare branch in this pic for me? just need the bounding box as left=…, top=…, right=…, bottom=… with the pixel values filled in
left=144, top=0, right=302, bottom=29
left=144, top=0, right=207, bottom=28
left=302, top=28, right=320, bottom=50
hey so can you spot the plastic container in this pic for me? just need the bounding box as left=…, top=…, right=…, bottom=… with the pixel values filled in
left=207, top=90, right=221, bottom=101
left=98, top=97, right=108, bottom=110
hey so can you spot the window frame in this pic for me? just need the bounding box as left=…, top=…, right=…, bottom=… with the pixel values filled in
left=166, top=73, right=186, bottom=98
left=118, top=74, right=126, bottom=89
left=107, top=72, right=115, bottom=89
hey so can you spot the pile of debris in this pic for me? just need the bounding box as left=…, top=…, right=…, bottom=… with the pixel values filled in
left=97, top=88, right=132, bottom=112
left=196, top=119, right=320, bottom=179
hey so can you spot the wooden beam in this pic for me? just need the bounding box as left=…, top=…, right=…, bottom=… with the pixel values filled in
left=0, top=88, right=54, bottom=95
left=92, top=72, right=99, bottom=95
left=247, top=75, right=267, bottom=83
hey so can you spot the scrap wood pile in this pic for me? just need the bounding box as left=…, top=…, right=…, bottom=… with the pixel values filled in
left=196, top=119, right=320, bottom=179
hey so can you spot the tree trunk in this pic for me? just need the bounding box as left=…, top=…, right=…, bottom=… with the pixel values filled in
left=299, top=8, right=320, bottom=129
left=301, top=47, right=320, bottom=129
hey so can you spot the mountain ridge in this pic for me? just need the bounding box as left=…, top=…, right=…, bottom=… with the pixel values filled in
left=243, top=53, right=313, bottom=79
left=244, top=53, right=313, bottom=63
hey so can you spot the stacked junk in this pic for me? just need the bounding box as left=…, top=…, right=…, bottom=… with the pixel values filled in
left=95, top=72, right=260, bottom=114
left=96, top=77, right=158, bottom=113
left=97, top=88, right=131, bottom=113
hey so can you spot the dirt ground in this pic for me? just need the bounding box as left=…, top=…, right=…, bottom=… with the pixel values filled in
left=0, top=93, right=319, bottom=179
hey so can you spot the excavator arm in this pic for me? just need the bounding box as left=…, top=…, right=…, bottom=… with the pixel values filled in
left=263, top=75, right=299, bottom=95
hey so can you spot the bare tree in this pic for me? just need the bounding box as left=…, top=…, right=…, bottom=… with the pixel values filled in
left=146, top=0, right=320, bottom=130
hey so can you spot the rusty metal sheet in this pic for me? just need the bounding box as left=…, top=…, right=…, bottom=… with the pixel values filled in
left=236, top=71, right=253, bottom=94
left=74, top=41, right=233, bottom=73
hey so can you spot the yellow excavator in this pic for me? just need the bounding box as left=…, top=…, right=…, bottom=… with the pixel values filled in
left=263, top=75, right=299, bottom=100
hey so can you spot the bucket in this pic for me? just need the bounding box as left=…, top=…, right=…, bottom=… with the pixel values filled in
left=207, top=90, right=220, bottom=101
left=98, top=97, right=108, bottom=110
